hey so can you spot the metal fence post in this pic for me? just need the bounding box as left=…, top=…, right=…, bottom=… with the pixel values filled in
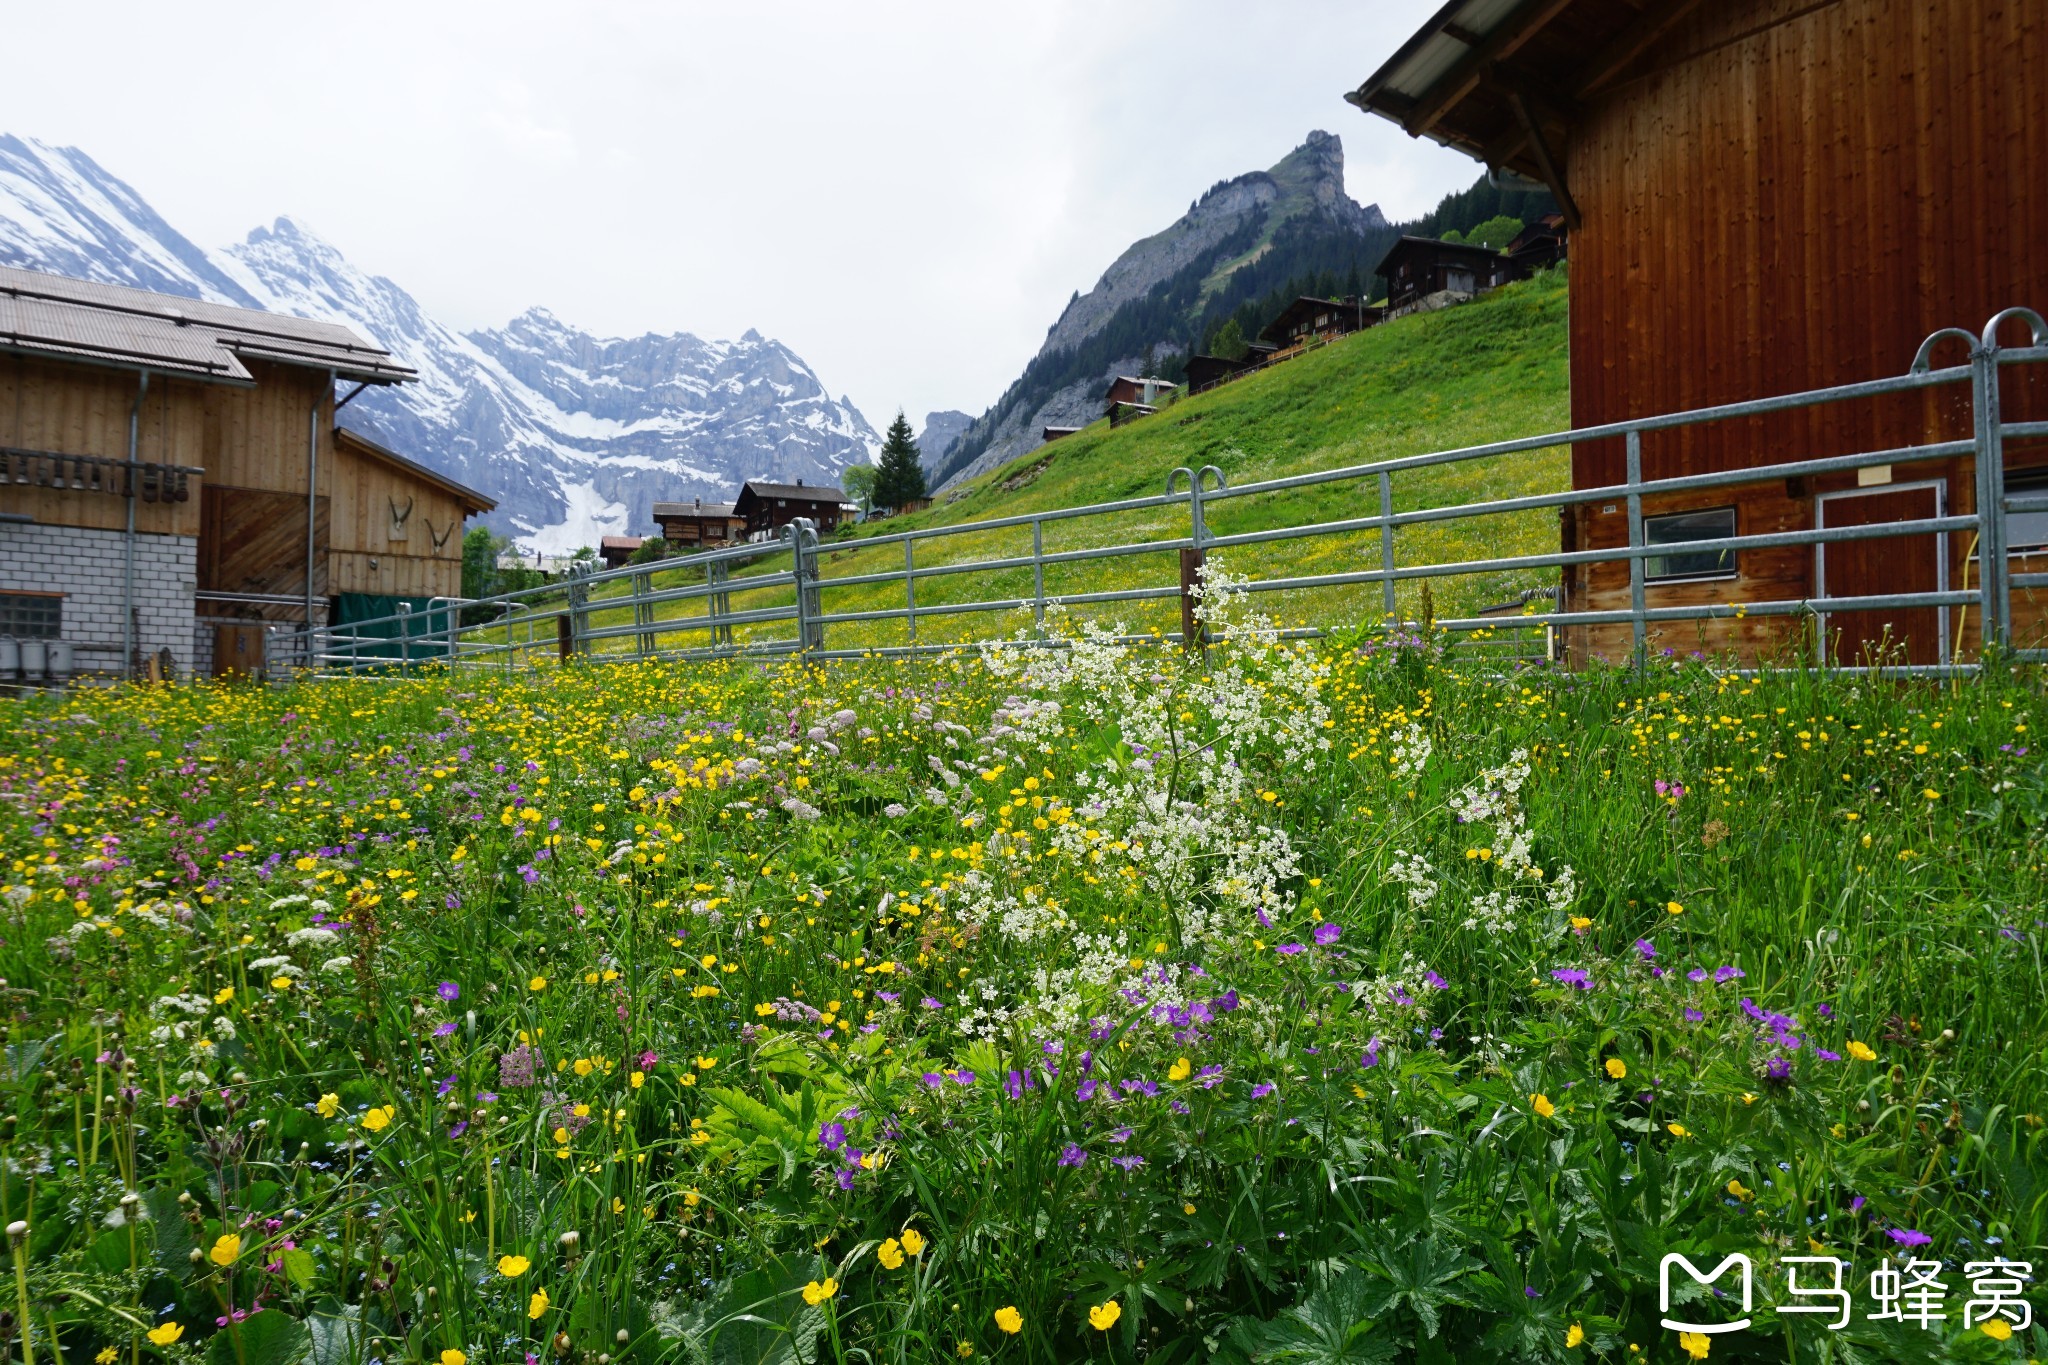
left=566, top=566, right=591, bottom=660
left=1377, top=469, right=1397, bottom=622
left=904, top=538, right=917, bottom=647
left=708, top=559, right=733, bottom=649
left=1971, top=341, right=2007, bottom=653
left=1031, top=518, right=1046, bottom=632
left=789, top=518, right=823, bottom=652
left=1625, top=429, right=1646, bottom=667
left=633, top=568, right=655, bottom=659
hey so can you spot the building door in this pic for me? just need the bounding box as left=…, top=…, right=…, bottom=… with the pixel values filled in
left=211, top=623, right=267, bottom=677
left=1815, top=481, right=1947, bottom=666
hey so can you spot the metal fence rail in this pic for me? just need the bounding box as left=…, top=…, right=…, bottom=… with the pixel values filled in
left=289, top=308, right=2048, bottom=679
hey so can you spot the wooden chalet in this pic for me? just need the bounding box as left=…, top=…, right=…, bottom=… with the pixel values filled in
left=1504, top=212, right=1568, bottom=274
left=733, top=479, right=851, bottom=537
left=1041, top=425, right=1083, bottom=443
left=1185, top=354, right=1257, bottom=394
left=652, top=498, right=746, bottom=548
left=599, top=536, right=644, bottom=569
left=1373, top=236, right=1513, bottom=314
left=0, top=263, right=495, bottom=678
left=1350, top=0, right=2048, bottom=665
left=1104, top=376, right=1178, bottom=410
left=1256, top=296, right=1380, bottom=350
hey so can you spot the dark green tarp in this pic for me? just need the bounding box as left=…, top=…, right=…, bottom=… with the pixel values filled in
left=329, top=594, right=455, bottom=666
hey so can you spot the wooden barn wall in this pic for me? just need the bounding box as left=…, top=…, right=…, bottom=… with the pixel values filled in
left=1566, top=0, right=2048, bottom=490
left=325, top=440, right=469, bottom=599
left=200, top=360, right=332, bottom=495
left=0, top=355, right=205, bottom=536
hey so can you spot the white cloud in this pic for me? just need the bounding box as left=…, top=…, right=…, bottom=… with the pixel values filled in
left=0, top=1, right=1480, bottom=431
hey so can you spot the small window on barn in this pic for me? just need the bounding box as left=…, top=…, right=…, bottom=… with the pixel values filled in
left=2005, top=467, right=2048, bottom=552
left=1644, top=506, right=1738, bottom=582
left=0, top=593, right=61, bottom=638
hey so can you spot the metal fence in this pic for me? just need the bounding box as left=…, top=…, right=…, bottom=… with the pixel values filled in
left=288, top=308, right=2048, bottom=680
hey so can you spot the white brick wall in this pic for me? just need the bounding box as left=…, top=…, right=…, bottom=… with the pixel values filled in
left=0, top=523, right=197, bottom=675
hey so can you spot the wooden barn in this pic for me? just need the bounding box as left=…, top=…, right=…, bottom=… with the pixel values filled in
left=599, top=536, right=645, bottom=569
left=1373, top=236, right=1514, bottom=314
left=734, top=479, right=852, bottom=537
left=1349, top=0, right=2048, bottom=666
left=0, top=264, right=493, bottom=678
left=652, top=498, right=746, bottom=548
left=1256, top=296, right=1381, bottom=350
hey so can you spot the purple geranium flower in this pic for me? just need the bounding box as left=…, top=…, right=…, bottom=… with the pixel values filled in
left=1423, top=970, right=1448, bottom=990
left=1551, top=968, right=1592, bottom=990
left=1635, top=939, right=1656, bottom=961
left=1888, top=1228, right=1932, bottom=1247
left=1251, top=1082, right=1276, bottom=1099
left=1058, top=1144, right=1087, bottom=1168
left=1314, top=922, right=1342, bottom=946
left=437, top=982, right=460, bottom=1002
left=818, top=1122, right=846, bottom=1152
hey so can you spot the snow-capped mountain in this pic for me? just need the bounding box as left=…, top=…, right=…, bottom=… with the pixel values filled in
left=0, top=135, right=879, bottom=551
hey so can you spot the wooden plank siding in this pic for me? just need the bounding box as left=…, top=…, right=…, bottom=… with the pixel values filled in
left=0, top=354, right=205, bottom=536
left=1557, top=0, right=2048, bottom=663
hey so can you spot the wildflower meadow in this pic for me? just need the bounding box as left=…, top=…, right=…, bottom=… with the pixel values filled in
left=4, top=572, right=2046, bottom=1363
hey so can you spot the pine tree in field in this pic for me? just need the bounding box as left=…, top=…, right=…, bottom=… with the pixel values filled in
left=873, top=410, right=928, bottom=511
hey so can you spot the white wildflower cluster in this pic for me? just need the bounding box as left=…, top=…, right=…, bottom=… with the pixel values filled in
left=1389, top=721, right=1433, bottom=779
left=1385, top=850, right=1439, bottom=911
left=1443, top=750, right=1578, bottom=936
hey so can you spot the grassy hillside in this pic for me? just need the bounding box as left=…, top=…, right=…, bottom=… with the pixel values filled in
left=577, top=269, right=1572, bottom=656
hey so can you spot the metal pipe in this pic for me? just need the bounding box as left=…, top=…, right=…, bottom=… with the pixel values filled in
left=306, top=369, right=333, bottom=638
left=123, top=369, right=148, bottom=678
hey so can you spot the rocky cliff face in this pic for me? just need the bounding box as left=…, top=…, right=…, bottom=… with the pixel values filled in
left=915, top=410, right=974, bottom=473
left=932, top=131, right=1390, bottom=492
left=0, top=136, right=879, bottom=552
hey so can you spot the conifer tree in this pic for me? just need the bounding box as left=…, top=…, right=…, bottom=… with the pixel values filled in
left=872, top=410, right=928, bottom=511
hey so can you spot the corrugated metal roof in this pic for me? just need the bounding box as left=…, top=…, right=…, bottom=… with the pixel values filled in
left=0, top=264, right=415, bottom=385
left=1365, top=0, right=1527, bottom=103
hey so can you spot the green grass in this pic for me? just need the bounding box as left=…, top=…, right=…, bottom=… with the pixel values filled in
left=6, top=615, right=2046, bottom=1364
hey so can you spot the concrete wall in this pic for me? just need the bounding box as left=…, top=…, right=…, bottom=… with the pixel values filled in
left=0, top=521, right=197, bottom=676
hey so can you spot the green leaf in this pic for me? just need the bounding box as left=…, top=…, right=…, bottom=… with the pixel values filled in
left=306, top=1313, right=361, bottom=1365
left=206, top=1311, right=311, bottom=1365
left=280, top=1249, right=317, bottom=1291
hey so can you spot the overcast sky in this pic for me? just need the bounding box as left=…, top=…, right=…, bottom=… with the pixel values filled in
left=1, top=1, right=1480, bottom=434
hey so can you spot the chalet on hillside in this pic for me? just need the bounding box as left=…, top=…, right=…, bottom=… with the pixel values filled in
left=0, top=263, right=495, bottom=679
left=1103, top=376, right=1178, bottom=411
left=652, top=498, right=746, bottom=548
left=1373, top=237, right=1514, bottom=314
left=734, top=479, right=851, bottom=537
left=1505, top=213, right=1568, bottom=274
left=1349, top=0, right=2048, bottom=666
left=1256, top=296, right=1381, bottom=350
left=1042, top=425, right=1083, bottom=443
left=1185, top=354, right=1258, bottom=394
left=599, top=536, right=644, bottom=569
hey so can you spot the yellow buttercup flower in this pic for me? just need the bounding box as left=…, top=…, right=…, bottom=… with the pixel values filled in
left=1846, top=1040, right=1876, bottom=1061
left=1666, top=901, right=1685, bottom=916
left=146, top=1324, right=184, bottom=1347
left=213, top=986, right=234, bottom=1005
left=497, top=1254, right=530, bottom=1277
left=208, top=1233, right=240, bottom=1266
left=1726, top=1179, right=1753, bottom=1202
left=1980, top=1318, right=2012, bottom=1340
left=993, top=1306, right=1023, bottom=1335
left=876, top=1238, right=904, bottom=1270
left=1088, top=1300, right=1122, bottom=1332
left=360, top=1104, right=395, bottom=1132
left=441, top=1351, right=467, bottom=1365
left=1667, top=1122, right=1691, bottom=1138
left=1678, top=1330, right=1709, bottom=1359
left=1530, top=1093, right=1555, bottom=1118
left=529, top=1287, right=550, bottom=1320
left=1167, top=1057, right=1192, bottom=1081
left=315, top=1092, right=339, bottom=1118
left=529, top=976, right=548, bottom=992
left=900, top=1228, right=925, bottom=1256
left=1566, top=1323, right=1584, bottom=1348
left=1604, top=1058, right=1626, bottom=1080
left=801, top=1277, right=839, bottom=1306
